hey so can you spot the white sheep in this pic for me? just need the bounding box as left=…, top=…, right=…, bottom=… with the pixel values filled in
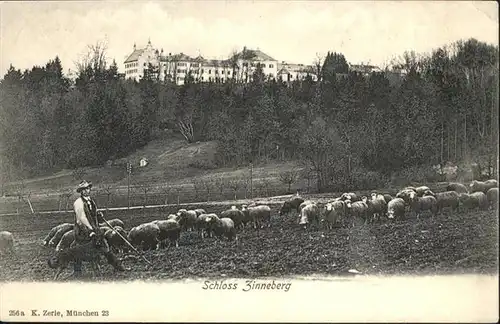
left=0, top=231, right=14, bottom=255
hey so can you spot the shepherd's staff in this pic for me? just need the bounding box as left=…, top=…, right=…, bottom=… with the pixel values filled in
left=100, top=217, right=152, bottom=266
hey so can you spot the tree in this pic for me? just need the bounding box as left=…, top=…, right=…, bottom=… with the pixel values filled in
left=74, top=40, right=109, bottom=85
left=299, top=117, right=348, bottom=192
left=227, top=179, right=241, bottom=200
left=279, top=169, right=300, bottom=193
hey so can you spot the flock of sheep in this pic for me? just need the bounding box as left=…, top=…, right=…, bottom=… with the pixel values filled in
left=0, top=179, right=498, bottom=278
left=288, top=179, right=499, bottom=229
left=38, top=204, right=272, bottom=256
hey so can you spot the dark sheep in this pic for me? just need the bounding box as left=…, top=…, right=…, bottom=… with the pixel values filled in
left=446, top=182, right=469, bottom=194
left=104, top=226, right=129, bottom=253
left=48, top=240, right=102, bottom=280
left=220, top=206, right=245, bottom=229
left=151, top=220, right=181, bottom=249
left=239, top=205, right=253, bottom=227
left=99, top=218, right=125, bottom=229
left=55, top=229, right=75, bottom=252
left=43, top=223, right=73, bottom=247
left=48, top=224, right=74, bottom=248
left=279, top=196, right=305, bottom=216
left=127, top=222, right=160, bottom=251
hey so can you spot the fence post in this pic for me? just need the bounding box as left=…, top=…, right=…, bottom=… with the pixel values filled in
left=127, top=162, right=132, bottom=209
left=250, top=163, right=253, bottom=199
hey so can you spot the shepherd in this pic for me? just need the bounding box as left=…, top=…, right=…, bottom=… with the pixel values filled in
left=69, top=180, right=130, bottom=278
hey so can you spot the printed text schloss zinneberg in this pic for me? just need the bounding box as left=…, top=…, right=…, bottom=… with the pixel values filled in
left=202, top=279, right=292, bottom=292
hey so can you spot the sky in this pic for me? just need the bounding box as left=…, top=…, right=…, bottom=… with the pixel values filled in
left=0, top=1, right=498, bottom=77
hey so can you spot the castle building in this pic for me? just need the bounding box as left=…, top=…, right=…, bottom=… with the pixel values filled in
left=123, top=41, right=284, bottom=85
left=122, top=40, right=391, bottom=85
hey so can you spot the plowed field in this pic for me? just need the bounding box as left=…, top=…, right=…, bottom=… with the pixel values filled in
left=0, top=202, right=498, bottom=281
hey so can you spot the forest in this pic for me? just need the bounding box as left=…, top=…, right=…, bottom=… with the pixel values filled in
left=0, top=38, right=498, bottom=192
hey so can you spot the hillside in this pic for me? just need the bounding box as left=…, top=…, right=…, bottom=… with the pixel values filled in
left=2, top=133, right=304, bottom=197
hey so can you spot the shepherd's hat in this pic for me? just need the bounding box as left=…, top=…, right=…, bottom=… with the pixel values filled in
left=76, top=180, right=92, bottom=193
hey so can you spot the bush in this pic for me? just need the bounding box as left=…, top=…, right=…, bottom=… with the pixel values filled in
left=391, top=165, right=445, bottom=187
left=326, top=168, right=389, bottom=192
left=187, top=160, right=216, bottom=170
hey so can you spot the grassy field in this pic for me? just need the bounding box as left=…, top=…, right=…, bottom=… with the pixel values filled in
left=1, top=133, right=497, bottom=282
left=0, top=194, right=498, bottom=282
left=1, top=134, right=308, bottom=214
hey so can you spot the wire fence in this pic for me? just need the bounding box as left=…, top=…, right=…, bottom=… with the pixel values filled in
left=0, top=174, right=309, bottom=215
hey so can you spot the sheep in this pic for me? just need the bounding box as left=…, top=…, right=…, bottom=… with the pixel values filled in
left=408, top=191, right=438, bottom=219
left=193, top=208, right=207, bottom=217
left=176, top=209, right=198, bottom=231
left=344, top=199, right=370, bottom=226
left=458, top=192, right=489, bottom=211
left=340, top=192, right=361, bottom=202
left=486, top=188, right=499, bottom=210
left=387, top=198, right=406, bottom=220
left=240, top=205, right=253, bottom=227
left=279, top=196, right=305, bottom=216
left=423, top=190, right=460, bottom=215
left=469, top=179, right=498, bottom=194
left=151, top=220, right=181, bottom=249
left=242, top=205, right=272, bottom=229
left=48, top=224, right=75, bottom=248
left=383, top=194, right=393, bottom=204
left=321, top=200, right=345, bottom=229
left=415, top=186, right=431, bottom=197
left=196, top=213, right=218, bottom=239
left=104, top=226, right=128, bottom=253
left=298, top=203, right=320, bottom=229
left=167, top=214, right=180, bottom=221
left=220, top=206, right=245, bottom=229
left=55, top=229, right=75, bottom=252
left=446, top=182, right=469, bottom=194
left=43, top=223, right=73, bottom=247
left=99, top=218, right=125, bottom=229
left=0, top=231, right=14, bottom=255
left=127, top=222, right=160, bottom=251
left=366, top=193, right=388, bottom=222
left=396, top=188, right=416, bottom=205
left=212, top=217, right=237, bottom=241
left=48, top=240, right=102, bottom=280
left=296, top=200, right=316, bottom=224
left=298, top=200, right=315, bottom=212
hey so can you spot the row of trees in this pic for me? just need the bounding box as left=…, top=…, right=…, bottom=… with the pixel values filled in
left=0, top=38, right=498, bottom=192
